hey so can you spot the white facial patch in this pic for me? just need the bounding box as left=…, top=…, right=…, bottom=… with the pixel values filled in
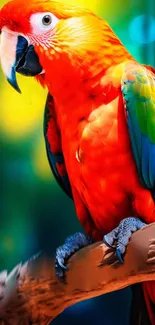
left=0, top=27, right=18, bottom=79
left=30, top=12, right=59, bottom=35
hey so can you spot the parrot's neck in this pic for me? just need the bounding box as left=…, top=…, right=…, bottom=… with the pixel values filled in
left=37, top=25, right=133, bottom=123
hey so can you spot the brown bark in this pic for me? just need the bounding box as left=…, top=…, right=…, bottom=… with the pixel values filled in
left=0, top=223, right=155, bottom=325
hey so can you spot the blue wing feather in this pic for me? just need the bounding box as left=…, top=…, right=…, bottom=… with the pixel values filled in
left=149, top=143, right=155, bottom=188
left=141, top=135, right=152, bottom=188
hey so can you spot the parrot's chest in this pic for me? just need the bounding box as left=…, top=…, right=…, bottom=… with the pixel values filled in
left=59, top=97, right=134, bottom=228
left=58, top=94, right=154, bottom=233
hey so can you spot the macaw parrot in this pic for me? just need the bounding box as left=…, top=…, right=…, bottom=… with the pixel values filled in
left=0, top=0, right=155, bottom=323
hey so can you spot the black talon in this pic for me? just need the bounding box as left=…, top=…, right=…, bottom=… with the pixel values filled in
left=116, top=248, right=124, bottom=264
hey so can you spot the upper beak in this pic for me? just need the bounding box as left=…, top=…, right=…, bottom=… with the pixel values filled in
left=0, top=29, right=43, bottom=93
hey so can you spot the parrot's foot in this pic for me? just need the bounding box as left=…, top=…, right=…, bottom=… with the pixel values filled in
left=55, top=232, right=93, bottom=279
left=103, top=217, right=146, bottom=264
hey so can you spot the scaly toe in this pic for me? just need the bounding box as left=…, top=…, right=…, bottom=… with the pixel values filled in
left=103, top=217, right=146, bottom=264
left=103, top=226, right=119, bottom=249
left=55, top=232, right=92, bottom=279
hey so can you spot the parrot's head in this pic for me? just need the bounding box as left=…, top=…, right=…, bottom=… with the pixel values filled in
left=0, top=0, right=130, bottom=94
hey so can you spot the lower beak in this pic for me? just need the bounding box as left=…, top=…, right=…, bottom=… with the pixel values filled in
left=0, top=30, right=43, bottom=93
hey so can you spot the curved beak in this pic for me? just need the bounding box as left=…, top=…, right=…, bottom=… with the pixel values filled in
left=0, top=29, right=43, bottom=93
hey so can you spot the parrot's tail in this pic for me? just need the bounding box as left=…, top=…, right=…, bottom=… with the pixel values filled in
left=143, top=281, right=155, bottom=325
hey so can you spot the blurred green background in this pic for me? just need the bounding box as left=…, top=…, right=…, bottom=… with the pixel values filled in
left=0, top=0, right=155, bottom=324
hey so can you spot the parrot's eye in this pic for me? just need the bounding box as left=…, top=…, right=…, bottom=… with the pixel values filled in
left=42, top=15, right=52, bottom=26
left=30, top=12, right=59, bottom=34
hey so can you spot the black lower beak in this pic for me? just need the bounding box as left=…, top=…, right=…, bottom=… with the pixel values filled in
left=16, top=37, right=43, bottom=76
left=8, top=36, right=43, bottom=93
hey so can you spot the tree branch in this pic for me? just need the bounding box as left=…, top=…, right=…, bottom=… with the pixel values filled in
left=0, top=224, right=155, bottom=324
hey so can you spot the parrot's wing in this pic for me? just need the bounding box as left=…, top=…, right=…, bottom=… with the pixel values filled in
left=121, top=64, right=155, bottom=194
left=44, top=93, right=72, bottom=199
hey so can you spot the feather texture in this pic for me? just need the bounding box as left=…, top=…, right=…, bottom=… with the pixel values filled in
left=44, top=93, right=72, bottom=198
left=122, top=65, right=155, bottom=194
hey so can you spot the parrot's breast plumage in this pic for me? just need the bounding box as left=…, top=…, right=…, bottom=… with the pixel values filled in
left=50, top=77, right=155, bottom=237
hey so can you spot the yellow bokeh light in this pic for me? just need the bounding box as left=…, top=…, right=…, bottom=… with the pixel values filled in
left=0, top=73, right=47, bottom=139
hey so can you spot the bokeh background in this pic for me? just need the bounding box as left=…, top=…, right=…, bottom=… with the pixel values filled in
left=0, top=0, right=155, bottom=324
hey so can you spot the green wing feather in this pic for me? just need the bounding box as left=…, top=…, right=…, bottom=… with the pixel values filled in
left=121, top=63, right=155, bottom=193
